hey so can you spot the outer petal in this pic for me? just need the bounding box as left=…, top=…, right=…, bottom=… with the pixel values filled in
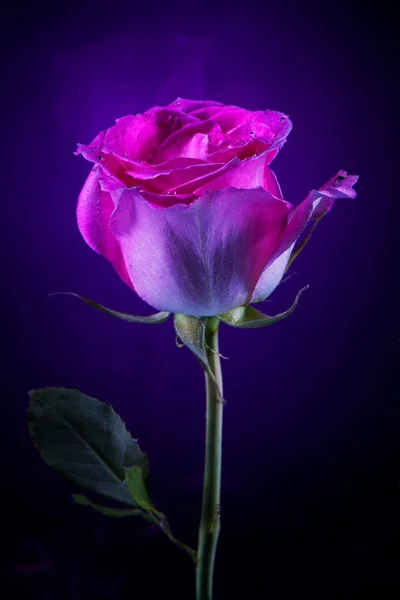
left=251, top=170, right=359, bottom=302
left=109, top=188, right=291, bottom=316
left=77, top=166, right=131, bottom=287
left=309, top=170, right=359, bottom=218
left=250, top=245, right=296, bottom=303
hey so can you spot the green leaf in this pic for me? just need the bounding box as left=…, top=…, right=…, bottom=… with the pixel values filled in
left=174, top=315, right=223, bottom=401
left=28, top=387, right=148, bottom=506
left=48, top=292, right=170, bottom=324
left=125, top=466, right=163, bottom=516
left=72, top=494, right=154, bottom=519
left=219, top=286, right=309, bottom=329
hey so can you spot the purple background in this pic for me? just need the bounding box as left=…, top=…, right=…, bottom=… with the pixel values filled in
left=1, top=0, right=398, bottom=598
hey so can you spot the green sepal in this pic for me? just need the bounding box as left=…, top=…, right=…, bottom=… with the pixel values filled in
left=72, top=494, right=155, bottom=521
left=28, top=387, right=148, bottom=506
left=174, top=315, right=223, bottom=401
left=219, top=286, right=309, bottom=329
left=49, top=292, right=170, bottom=324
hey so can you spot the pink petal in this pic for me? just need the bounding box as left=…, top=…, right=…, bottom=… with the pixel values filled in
left=309, top=170, right=359, bottom=219
left=123, top=156, right=203, bottom=177
left=76, top=166, right=131, bottom=288
left=207, top=111, right=292, bottom=165
left=76, top=144, right=131, bottom=190
left=251, top=170, right=359, bottom=302
left=127, top=160, right=231, bottom=195
left=165, top=98, right=223, bottom=113
left=250, top=198, right=313, bottom=303
left=251, top=245, right=296, bottom=303
left=194, top=155, right=283, bottom=197
left=155, top=119, right=218, bottom=162
left=79, top=109, right=195, bottom=165
left=109, top=188, right=291, bottom=316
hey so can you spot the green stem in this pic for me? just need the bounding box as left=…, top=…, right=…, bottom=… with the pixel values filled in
left=196, top=317, right=224, bottom=600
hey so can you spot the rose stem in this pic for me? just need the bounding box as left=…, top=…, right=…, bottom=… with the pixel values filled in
left=196, top=317, right=224, bottom=600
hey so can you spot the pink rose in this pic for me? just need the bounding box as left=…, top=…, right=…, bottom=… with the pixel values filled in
left=76, top=98, right=358, bottom=317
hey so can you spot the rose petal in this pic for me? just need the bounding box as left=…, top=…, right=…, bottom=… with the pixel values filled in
left=250, top=245, right=296, bottom=303
left=109, top=187, right=291, bottom=316
left=156, top=119, right=220, bottom=162
left=77, top=166, right=131, bottom=287
left=194, top=155, right=283, bottom=197
left=127, top=160, right=229, bottom=195
left=208, top=111, right=292, bottom=164
left=309, top=170, right=359, bottom=219
left=76, top=144, right=133, bottom=190
left=165, top=98, right=223, bottom=113
left=80, top=109, right=195, bottom=165
left=139, top=189, right=195, bottom=208
left=123, top=156, right=204, bottom=178
left=251, top=171, right=359, bottom=302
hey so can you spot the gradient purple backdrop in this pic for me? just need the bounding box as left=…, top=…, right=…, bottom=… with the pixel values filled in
left=1, top=1, right=398, bottom=598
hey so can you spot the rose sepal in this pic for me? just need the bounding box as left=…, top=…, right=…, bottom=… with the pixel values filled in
left=49, top=292, right=170, bottom=324
left=218, top=286, right=308, bottom=329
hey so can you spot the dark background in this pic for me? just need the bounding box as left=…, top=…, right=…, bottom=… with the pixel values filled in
left=1, top=0, right=398, bottom=597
